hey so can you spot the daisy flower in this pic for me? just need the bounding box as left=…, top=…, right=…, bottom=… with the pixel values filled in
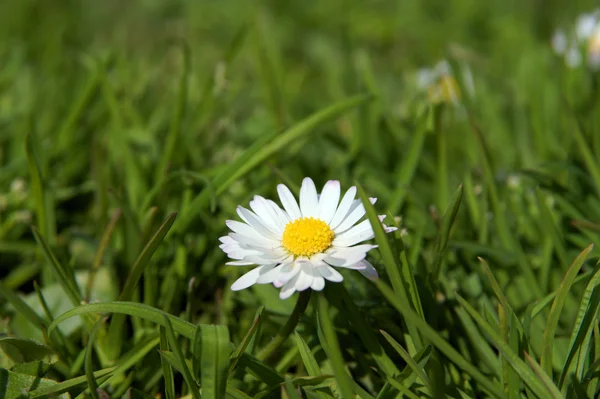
left=219, top=178, right=397, bottom=299
left=552, top=9, right=600, bottom=71
left=416, top=60, right=474, bottom=105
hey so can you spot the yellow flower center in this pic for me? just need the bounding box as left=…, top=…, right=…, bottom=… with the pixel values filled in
left=282, top=217, right=334, bottom=257
left=428, top=75, right=460, bottom=104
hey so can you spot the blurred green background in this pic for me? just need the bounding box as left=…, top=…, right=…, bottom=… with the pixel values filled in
left=3, top=0, right=600, bottom=398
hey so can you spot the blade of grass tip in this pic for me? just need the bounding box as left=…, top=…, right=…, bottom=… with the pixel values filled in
left=316, top=293, right=355, bottom=398
left=559, top=263, right=600, bottom=386
left=293, top=332, right=321, bottom=377
left=26, top=132, right=55, bottom=246
left=48, top=301, right=196, bottom=340
left=530, top=270, right=594, bottom=320
left=431, top=185, right=463, bottom=280
left=523, top=352, right=563, bottom=399
left=85, top=319, right=106, bottom=399
left=329, top=284, right=400, bottom=377
left=86, top=208, right=122, bottom=301
left=163, top=315, right=200, bottom=399
left=389, top=107, right=431, bottom=215
left=155, top=39, right=189, bottom=183
left=256, top=290, right=311, bottom=361
left=244, top=306, right=264, bottom=356
left=541, top=244, right=594, bottom=375
left=176, top=93, right=373, bottom=234
left=229, top=307, right=263, bottom=374
left=375, top=280, right=504, bottom=398
left=106, top=212, right=177, bottom=359
left=160, top=327, right=176, bottom=399
left=454, top=293, right=559, bottom=399
left=357, top=182, right=424, bottom=348
left=31, top=226, right=81, bottom=308
left=198, top=325, right=231, bottom=399
left=380, top=330, right=433, bottom=394
left=535, top=188, right=568, bottom=268
left=479, top=258, right=521, bottom=399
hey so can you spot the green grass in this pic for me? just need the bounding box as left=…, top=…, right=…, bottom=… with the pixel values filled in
left=2, top=0, right=600, bottom=398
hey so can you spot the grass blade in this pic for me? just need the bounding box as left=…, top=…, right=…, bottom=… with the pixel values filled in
left=431, top=185, right=463, bottom=280
left=163, top=315, right=200, bottom=399
left=107, top=212, right=177, bottom=358
left=316, top=293, right=355, bottom=398
left=541, top=244, right=593, bottom=375
left=357, top=182, right=424, bottom=348
left=85, top=319, right=105, bottom=399
left=197, top=324, right=231, bottom=399
left=27, top=367, right=117, bottom=398
left=48, top=301, right=197, bottom=340
left=380, top=330, right=433, bottom=393
left=375, top=279, right=504, bottom=398
left=455, top=294, right=560, bottom=399
left=559, top=263, right=600, bottom=386
left=160, top=327, right=176, bottom=399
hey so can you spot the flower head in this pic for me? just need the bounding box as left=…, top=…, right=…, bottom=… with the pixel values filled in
left=416, top=60, right=474, bottom=105
left=219, top=178, right=397, bottom=299
left=552, top=9, right=600, bottom=71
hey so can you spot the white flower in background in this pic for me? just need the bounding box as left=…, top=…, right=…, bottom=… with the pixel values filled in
left=416, top=60, right=474, bottom=105
left=588, top=27, right=600, bottom=69
left=219, top=178, right=397, bottom=299
left=552, top=9, right=600, bottom=71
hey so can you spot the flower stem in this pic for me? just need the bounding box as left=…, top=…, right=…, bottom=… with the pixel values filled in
left=256, top=290, right=311, bottom=361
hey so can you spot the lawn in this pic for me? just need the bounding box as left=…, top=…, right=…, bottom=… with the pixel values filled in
left=2, top=1, right=600, bottom=398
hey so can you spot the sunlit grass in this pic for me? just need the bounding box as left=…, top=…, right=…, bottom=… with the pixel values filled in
left=2, top=1, right=600, bottom=398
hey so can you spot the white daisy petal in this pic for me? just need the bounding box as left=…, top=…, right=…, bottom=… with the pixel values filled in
left=267, top=199, right=291, bottom=225
left=224, top=249, right=262, bottom=260
left=299, top=177, right=319, bottom=218
left=333, top=197, right=377, bottom=234
left=333, top=219, right=374, bottom=246
left=317, top=265, right=344, bottom=282
left=323, top=244, right=377, bottom=267
left=310, top=275, right=325, bottom=291
left=255, top=256, right=294, bottom=284
left=277, top=184, right=302, bottom=220
left=295, top=266, right=314, bottom=292
left=329, top=186, right=357, bottom=229
left=231, top=265, right=274, bottom=291
left=250, top=196, right=285, bottom=233
left=280, top=273, right=301, bottom=299
left=317, top=180, right=341, bottom=224
left=226, top=220, right=267, bottom=240
left=245, top=254, right=288, bottom=265
left=275, top=261, right=302, bottom=287
left=356, top=259, right=379, bottom=280
left=236, top=206, right=280, bottom=239
left=219, top=235, right=236, bottom=245
left=229, top=232, right=279, bottom=247
left=226, top=260, right=255, bottom=266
